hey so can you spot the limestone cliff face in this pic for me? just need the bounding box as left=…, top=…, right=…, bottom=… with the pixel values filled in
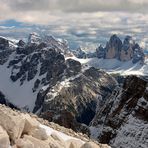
left=96, top=35, right=145, bottom=64
left=35, top=65, right=117, bottom=131
left=120, top=36, right=134, bottom=61
left=105, top=35, right=122, bottom=59
left=120, top=47, right=133, bottom=61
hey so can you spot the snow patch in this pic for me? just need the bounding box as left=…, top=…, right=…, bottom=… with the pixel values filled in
left=40, top=124, right=85, bottom=143
left=111, top=115, right=148, bottom=148
left=67, top=56, right=148, bottom=76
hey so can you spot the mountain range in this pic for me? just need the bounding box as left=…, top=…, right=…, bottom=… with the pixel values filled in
left=73, top=34, right=145, bottom=64
left=0, top=33, right=147, bottom=148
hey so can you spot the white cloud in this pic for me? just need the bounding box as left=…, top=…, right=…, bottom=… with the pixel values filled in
left=0, top=0, right=148, bottom=53
left=0, top=0, right=148, bottom=25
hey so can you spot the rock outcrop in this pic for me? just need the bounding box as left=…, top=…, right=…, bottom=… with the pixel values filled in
left=0, top=105, right=110, bottom=148
left=90, top=75, right=148, bottom=148
left=0, top=125, right=10, bottom=148
left=105, top=34, right=122, bottom=59
left=35, top=66, right=117, bottom=132
left=0, top=36, right=15, bottom=65
left=96, top=35, right=145, bottom=64
left=72, top=47, right=96, bottom=59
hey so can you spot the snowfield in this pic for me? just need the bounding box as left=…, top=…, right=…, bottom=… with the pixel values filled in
left=0, top=53, right=39, bottom=112
left=67, top=56, right=148, bottom=76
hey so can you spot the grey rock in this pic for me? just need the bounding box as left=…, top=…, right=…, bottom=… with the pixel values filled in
left=96, top=35, right=145, bottom=64
left=90, top=75, right=148, bottom=148
left=96, top=45, right=106, bottom=58
left=38, top=66, right=117, bottom=131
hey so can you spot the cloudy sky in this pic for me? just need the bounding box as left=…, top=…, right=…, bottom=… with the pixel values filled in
left=1, top=0, right=148, bottom=24
left=0, top=0, right=148, bottom=52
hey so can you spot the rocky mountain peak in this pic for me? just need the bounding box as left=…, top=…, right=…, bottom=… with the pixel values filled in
left=108, top=34, right=122, bottom=49
left=0, top=34, right=73, bottom=111
left=72, top=47, right=87, bottom=58
left=28, top=32, right=42, bottom=45
left=96, top=34, right=145, bottom=64
left=105, top=34, right=122, bottom=59
left=35, top=65, right=118, bottom=132
left=0, top=36, right=9, bottom=50
left=123, top=35, right=135, bottom=45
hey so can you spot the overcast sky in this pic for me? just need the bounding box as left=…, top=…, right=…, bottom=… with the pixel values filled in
left=0, top=0, right=148, bottom=51
left=2, top=0, right=148, bottom=12
left=0, top=0, right=148, bottom=24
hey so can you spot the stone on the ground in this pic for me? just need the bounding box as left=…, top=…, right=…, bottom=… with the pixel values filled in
left=29, top=126, right=48, bottom=140
left=0, top=106, right=25, bottom=142
left=0, top=125, right=10, bottom=148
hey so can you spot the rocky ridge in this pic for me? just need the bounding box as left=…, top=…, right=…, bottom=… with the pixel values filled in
left=0, top=33, right=74, bottom=111
left=90, top=75, right=148, bottom=148
left=0, top=104, right=110, bottom=148
left=36, top=66, right=117, bottom=132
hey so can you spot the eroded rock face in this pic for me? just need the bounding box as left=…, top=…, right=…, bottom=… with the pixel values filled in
left=36, top=66, right=117, bottom=132
left=9, top=42, right=66, bottom=85
left=120, top=36, right=134, bottom=61
left=0, top=37, right=15, bottom=65
left=90, top=76, right=148, bottom=148
left=96, top=35, right=145, bottom=64
left=96, top=45, right=106, bottom=59
left=105, top=34, right=122, bottom=59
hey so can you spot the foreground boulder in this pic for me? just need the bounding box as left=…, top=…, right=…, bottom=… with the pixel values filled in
left=81, top=142, right=108, bottom=148
left=28, top=126, right=48, bottom=140
left=0, top=125, right=10, bottom=148
left=23, top=114, right=40, bottom=134
left=21, top=135, right=50, bottom=148
left=66, top=139, right=83, bottom=148
left=0, top=106, right=25, bottom=143
left=0, top=105, right=110, bottom=148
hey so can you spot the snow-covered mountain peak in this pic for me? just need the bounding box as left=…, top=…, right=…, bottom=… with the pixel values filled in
left=0, top=34, right=73, bottom=111
left=28, top=32, right=42, bottom=45
left=0, top=34, right=147, bottom=148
